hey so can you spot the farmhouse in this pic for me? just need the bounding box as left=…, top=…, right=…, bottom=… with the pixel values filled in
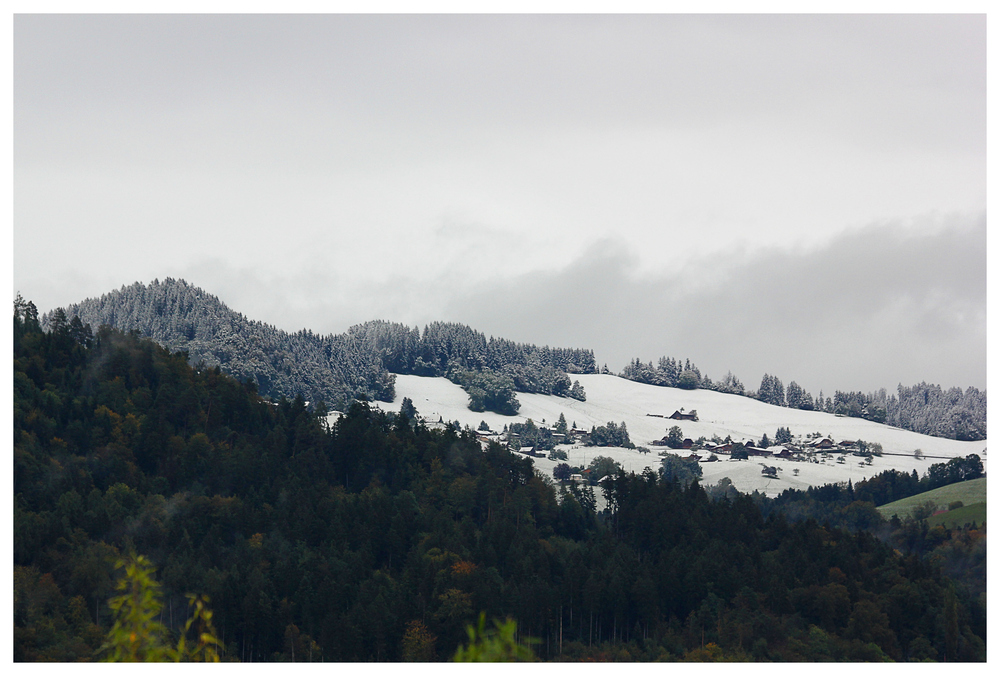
left=650, top=436, right=695, bottom=449
left=669, top=410, right=699, bottom=421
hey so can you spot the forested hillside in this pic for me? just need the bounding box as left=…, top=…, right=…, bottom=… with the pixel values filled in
left=345, top=319, right=592, bottom=412
left=44, top=279, right=594, bottom=412
left=13, top=303, right=986, bottom=662
left=41, top=280, right=394, bottom=407
left=45, top=279, right=982, bottom=438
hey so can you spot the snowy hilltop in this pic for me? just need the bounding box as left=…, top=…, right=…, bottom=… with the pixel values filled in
left=364, top=373, right=986, bottom=497
left=44, top=278, right=984, bottom=450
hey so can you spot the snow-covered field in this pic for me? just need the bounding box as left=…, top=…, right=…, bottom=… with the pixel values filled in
left=349, top=374, right=987, bottom=497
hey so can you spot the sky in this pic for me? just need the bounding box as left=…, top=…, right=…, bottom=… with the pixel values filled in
left=13, top=13, right=987, bottom=397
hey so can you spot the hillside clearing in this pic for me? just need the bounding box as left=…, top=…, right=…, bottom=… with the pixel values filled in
left=877, top=477, right=988, bottom=520
left=357, top=374, right=986, bottom=497
left=925, top=502, right=986, bottom=529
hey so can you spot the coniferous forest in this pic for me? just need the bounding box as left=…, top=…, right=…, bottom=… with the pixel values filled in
left=46, top=279, right=595, bottom=414
left=14, top=299, right=986, bottom=661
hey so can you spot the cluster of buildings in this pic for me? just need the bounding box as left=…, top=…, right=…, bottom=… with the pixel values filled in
left=421, top=405, right=878, bottom=473
left=465, top=421, right=595, bottom=456
left=673, top=436, right=875, bottom=463
left=647, top=409, right=879, bottom=466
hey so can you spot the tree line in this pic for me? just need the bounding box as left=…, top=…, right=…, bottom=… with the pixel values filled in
left=755, top=455, right=985, bottom=530
left=43, top=279, right=593, bottom=415
left=618, top=356, right=985, bottom=442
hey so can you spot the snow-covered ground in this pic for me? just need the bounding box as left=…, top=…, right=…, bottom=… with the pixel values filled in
left=345, top=374, right=987, bottom=497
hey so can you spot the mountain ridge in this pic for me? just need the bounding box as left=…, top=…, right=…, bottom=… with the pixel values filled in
left=44, top=278, right=596, bottom=410
left=42, top=277, right=985, bottom=441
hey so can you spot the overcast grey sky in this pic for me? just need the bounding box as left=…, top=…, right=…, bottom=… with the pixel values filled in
left=13, top=14, right=986, bottom=395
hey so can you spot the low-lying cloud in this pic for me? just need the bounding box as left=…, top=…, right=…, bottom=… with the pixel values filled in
left=441, top=214, right=986, bottom=396
left=21, top=213, right=984, bottom=401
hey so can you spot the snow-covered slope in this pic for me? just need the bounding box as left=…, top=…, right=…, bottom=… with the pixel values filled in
left=357, top=374, right=987, bottom=497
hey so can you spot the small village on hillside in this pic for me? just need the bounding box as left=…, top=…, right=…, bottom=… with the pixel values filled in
left=402, top=403, right=977, bottom=486
left=341, top=371, right=985, bottom=499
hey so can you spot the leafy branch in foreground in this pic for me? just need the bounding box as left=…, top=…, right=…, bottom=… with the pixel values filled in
left=99, top=553, right=222, bottom=662
left=453, top=613, right=537, bottom=662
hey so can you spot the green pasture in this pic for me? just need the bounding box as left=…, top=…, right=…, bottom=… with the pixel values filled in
left=876, top=477, right=987, bottom=522
left=924, top=501, right=987, bottom=529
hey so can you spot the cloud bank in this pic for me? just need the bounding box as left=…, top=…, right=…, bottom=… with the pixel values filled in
left=14, top=15, right=985, bottom=400
left=440, top=213, right=987, bottom=396
left=19, top=212, right=984, bottom=399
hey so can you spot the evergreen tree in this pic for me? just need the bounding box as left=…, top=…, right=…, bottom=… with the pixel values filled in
left=758, top=374, right=785, bottom=406
left=786, top=381, right=805, bottom=409
left=554, top=413, right=568, bottom=436
left=400, top=397, right=418, bottom=420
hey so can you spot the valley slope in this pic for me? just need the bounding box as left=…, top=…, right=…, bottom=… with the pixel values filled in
left=367, top=373, right=987, bottom=497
